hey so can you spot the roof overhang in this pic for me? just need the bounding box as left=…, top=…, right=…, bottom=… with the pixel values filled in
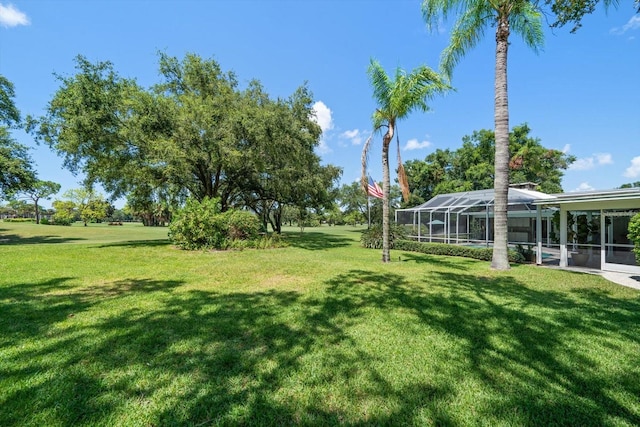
left=533, top=188, right=640, bottom=206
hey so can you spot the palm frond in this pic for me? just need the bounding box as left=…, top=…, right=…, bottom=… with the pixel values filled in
left=391, top=65, right=451, bottom=119
left=509, top=3, right=544, bottom=53
left=367, top=59, right=392, bottom=112
left=396, top=132, right=410, bottom=202
left=361, top=132, right=374, bottom=194
left=422, top=0, right=465, bottom=31
left=440, top=2, right=493, bottom=78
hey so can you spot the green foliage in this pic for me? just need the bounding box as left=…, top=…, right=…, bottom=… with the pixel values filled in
left=52, top=200, right=76, bottom=226
left=224, top=209, right=260, bottom=240
left=60, top=188, right=110, bottom=226
left=516, top=244, right=535, bottom=262
left=169, top=197, right=264, bottom=250
left=0, top=75, right=21, bottom=126
left=395, top=239, right=526, bottom=263
left=226, top=232, right=288, bottom=250
left=627, top=213, right=640, bottom=264
left=39, top=218, right=50, bottom=225
left=546, top=0, right=628, bottom=33
left=422, top=0, right=544, bottom=78
left=361, top=224, right=407, bottom=249
left=619, top=181, right=640, bottom=189
left=168, top=197, right=223, bottom=250
left=405, top=124, right=575, bottom=202
left=21, top=180, right=61, bottom=224
left=344, top=211, right=366, bottom=226
left=0, top=128, right=36, bottom=199
left=2, top=217, right=34, bottom=223
left=28, top=54, right=341, bottom=233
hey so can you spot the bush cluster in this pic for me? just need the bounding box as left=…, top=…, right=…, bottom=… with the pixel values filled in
left=168, top=197, right=263, bottom=250
left=2, top=218, right=35, bottom=223
left=394, top=239, right=526, bottom=264
left=628, top=213, right=640, bottom=264
left=361, top=224, right=408, bottom=249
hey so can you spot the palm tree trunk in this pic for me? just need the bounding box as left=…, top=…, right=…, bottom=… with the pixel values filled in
left=491, top=12, right=511, bottom=270
left=382, top=121, right=394, bottom=263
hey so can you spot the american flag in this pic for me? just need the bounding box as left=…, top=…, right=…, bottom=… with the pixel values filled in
left=367, top=176, right=383, bottom=199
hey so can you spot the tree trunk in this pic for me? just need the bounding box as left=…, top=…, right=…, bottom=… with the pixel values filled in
left=382, top=121, right=395, bottom=263
left=491, top=12, right=511, bottom=270
left=34, top=199, right=40, bottom=224
left=273, top=204, right=282, bottom=234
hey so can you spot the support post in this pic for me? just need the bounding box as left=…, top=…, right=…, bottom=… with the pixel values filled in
left=560, top=207, right=568, bottom=267
left=536, top=206, right=542, bottom=265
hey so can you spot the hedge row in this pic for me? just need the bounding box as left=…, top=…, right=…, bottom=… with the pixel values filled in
left=2, top=218, right=35, bottom=223
left=394, top=239, right=526, bottom=264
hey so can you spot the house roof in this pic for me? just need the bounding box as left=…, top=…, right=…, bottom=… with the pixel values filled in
left=400, top=187, right=554, bottom=213
left=533, top=188, right=640, bottom=206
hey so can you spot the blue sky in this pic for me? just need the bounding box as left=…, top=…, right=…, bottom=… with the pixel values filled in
left=1, top=0, right=639, bottom=208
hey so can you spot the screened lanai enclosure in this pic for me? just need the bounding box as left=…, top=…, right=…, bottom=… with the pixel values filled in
left=395, top=185, right=557, bottom=246
left=396, top=185, right=640, bottom=274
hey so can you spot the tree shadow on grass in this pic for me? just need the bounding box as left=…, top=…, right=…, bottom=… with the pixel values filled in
left=0, top=232, right=86, bottom=245
left=97, top=239, right=171, bottom=249
left=399, top=251, right=480, bottom=270
left=2, top=268, right=640, bottom=425
left=282, top=230, right=354, bottom=250
left=317, top=269, right=640, bottom=425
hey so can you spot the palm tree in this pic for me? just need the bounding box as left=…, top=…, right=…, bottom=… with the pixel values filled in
left=422, top=0, right=543, bottom=270
left=362, top=59, right=449, bottom=263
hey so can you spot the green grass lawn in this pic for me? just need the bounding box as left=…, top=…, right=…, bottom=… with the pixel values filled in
left=1, top=221, right=639, bottom=426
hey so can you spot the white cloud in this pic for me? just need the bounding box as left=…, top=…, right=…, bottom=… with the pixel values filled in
left=570, top=157, right=594, bottom=171
left=610, top=15, right=640, bottom=35
left=624, top=156, right=640, bottom=178
left=316, top=139, right=331, bottom=155
left=561, top=144, right=571, bottom=154
left=568, top=152, right=613, bottom=171
left=0, top=3, right=29, bottom=27
left=340, top=129, right=363, bottom=145
left=404, top=138, right=432, bottom=151
left=311, top=101, right=333, bottom=133
left=595, top=153, right=613, bottom=165
left=311, top=101, right=333, bottom=155
left=573, top=182, right=595, bottom=192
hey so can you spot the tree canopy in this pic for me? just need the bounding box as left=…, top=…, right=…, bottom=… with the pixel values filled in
left=546, top=0, right=637, bottom=33
left=28, top=54, right=341, bottom=231
left=20, top=180, right=61, bottom=224
left=0, top=76, right=36, bottom=199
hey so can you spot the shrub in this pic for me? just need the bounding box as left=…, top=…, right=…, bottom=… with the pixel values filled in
left=3, top=218, right=35, bottom=223
left=169, top=197, right=224, bottom=250
left=52, top=215, right=73, bottom=226
left=169, top=198, right=265, bottom=250
left=628, top=213, right=640, bottom=264
left=394, top=239, right=525, bottom=264
left=515, top=244, right=535, bottom=262
left=361, top=224, right=407, bottom=249
left=39, top=218, right=50, bottom=225
left=224, top=210, right=259, bottom=240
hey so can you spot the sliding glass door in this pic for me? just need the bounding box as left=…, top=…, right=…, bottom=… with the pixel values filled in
left=603, top=211, right=640, bottom=274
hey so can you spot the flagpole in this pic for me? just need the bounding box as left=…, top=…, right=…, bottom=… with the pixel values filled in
left=367, top=195, right=371, bottom=229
